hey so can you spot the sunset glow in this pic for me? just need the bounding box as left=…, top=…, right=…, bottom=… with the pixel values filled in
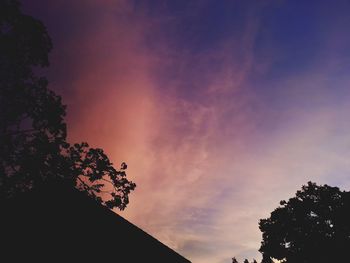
left=23, top=1, right=350, bottom=262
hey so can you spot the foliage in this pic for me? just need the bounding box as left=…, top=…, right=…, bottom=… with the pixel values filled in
left=259, top=182, right=350, bottom=263
left=0, top=0, right=136, bottom=210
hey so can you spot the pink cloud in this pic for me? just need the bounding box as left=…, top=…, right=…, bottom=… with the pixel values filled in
left=39, top=2, right=270, bottom=262
left=22, top=1, right=350, bottom=262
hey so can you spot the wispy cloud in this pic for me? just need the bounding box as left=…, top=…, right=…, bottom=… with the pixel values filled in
left=22, top=0, right=350, bottom=262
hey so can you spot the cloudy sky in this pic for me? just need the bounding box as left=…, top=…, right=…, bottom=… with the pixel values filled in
left=22, top=0, right=350, bottom=262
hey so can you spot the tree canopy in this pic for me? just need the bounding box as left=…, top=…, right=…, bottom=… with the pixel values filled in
left=0, top=0, right=136, bottom=210
left=259, top=182, right=350, bottom=263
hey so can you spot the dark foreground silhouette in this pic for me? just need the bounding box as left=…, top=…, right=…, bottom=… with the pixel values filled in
left=231, top=182, right=350, bottom=263
left=0, top=0, right=136, bottom=211
left=1, top=181, right=191, bottom=263
left=259, top=182, right=350, bottom=263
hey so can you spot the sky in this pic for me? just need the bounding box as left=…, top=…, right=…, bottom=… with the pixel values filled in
left=22, top=1, right=350, bottom=262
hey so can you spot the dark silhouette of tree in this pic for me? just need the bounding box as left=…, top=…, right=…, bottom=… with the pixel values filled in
left=243, top=259, right=249, bottom=263
left=261, top=256, right=273, bottom=263
left=0, top=0, right=135, bottom=210
left=232, top=257, right=239, bottom=263
left=259, top=182, right=350, bottom=263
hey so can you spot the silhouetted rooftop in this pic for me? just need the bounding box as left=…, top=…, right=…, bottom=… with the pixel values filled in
left=1, top=181, right=191, bottom=262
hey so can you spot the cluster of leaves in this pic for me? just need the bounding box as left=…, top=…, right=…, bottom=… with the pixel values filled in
left=259, top=182, right=350, bottom=263
left=0, top=0, right=136, bottom=210
left=68, top=143, right=135, bottom=210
